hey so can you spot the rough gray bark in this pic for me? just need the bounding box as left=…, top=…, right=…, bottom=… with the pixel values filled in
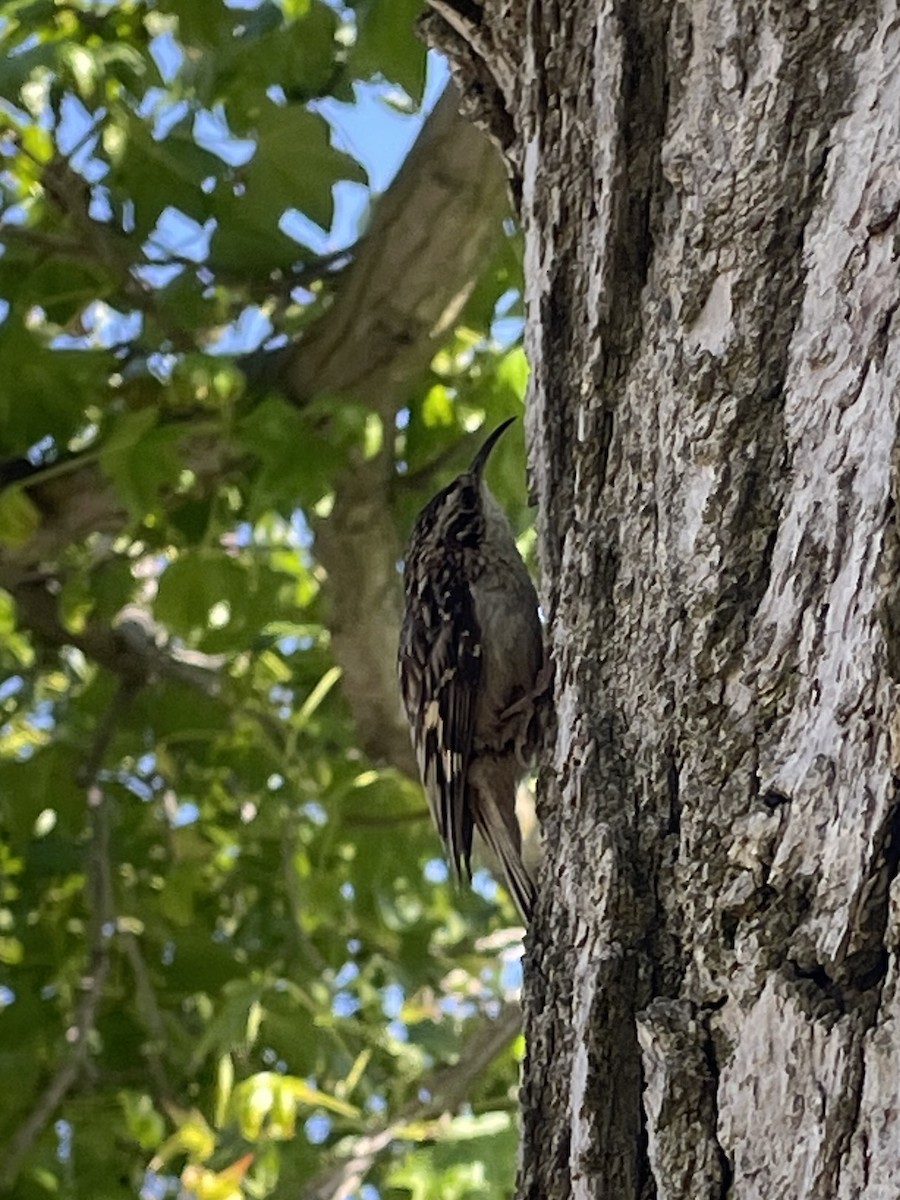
left=430, top=1, right=900, bottom=1197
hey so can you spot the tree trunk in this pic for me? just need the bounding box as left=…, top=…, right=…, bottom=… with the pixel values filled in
left=430, top=1, right=900, bottom=1196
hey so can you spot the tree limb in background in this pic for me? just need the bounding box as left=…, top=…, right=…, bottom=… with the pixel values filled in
left=0, top=82, right=508, bottom=776
left=119, top=931, right=174, bottom=1105
left=281, top=85, right=507, bottom=403
left=8, top=581, right=224, bottom=695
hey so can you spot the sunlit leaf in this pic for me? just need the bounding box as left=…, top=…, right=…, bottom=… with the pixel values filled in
left=150, top=1109, right=217, bottom=1168
left=0, top=487, right=40, bottom=549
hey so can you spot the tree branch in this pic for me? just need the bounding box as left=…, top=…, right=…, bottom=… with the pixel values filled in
left=7, top=580, right=224, bottom=695
left=0, top=82, right=508, bottom=775
left=280, top=85, right=508, bottom=404
left=119, top=931, right=173, bottom=1104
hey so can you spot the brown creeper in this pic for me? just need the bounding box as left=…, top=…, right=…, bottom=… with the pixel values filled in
left=398, top=417, right=545, bottom=921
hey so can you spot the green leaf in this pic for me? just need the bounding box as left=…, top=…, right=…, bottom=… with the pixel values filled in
left=155, top=553, right=247, bottom=635
left=0, top=745, right=85, bottom=842
left=350, top=0, right=427, bottom=101
left=388, top=1112, right=517, bottom=1200
left=189, top=980, right=265, bottom=1069
left=158, top=863, right=198, bottom=926
left=8, top=254, right=112, bottom=325
left=133, top=679, right=230, bottom=743
left=215, top=1055, right=235, bottom=1128
left=213, top=3, right=340, bottom=109
left=234, top=104, right=364, bottom=235
left=495, top=345, right=529, bottom=403
left=231, top=1071, right=356, bottom=1140
left=207, top=201, right=312, bottom=275
left=59, top=41, right=100, bottom=99
left=0, top=38, right=57, bottom=101
left=99, top=409, right=186, bottom=518
left=0, top=486, right=40, bottom=548
left=236, top=395, right=334, bottom=515
left=152, top=1108, right=217, bottom=1166
left=159, top=0, right=238, bottom=47
left=120, top=1092, right=166, bottom=1152
left=104, top=112, right=220, bottom=238
left=0, top=322, right=113, bottom=455
left=154, top=272, right=225, bottom=339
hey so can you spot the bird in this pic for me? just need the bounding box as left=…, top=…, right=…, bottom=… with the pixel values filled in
left=397, top=417, right=547, bottom=921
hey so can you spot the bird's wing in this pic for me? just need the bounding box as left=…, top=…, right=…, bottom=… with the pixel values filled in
left=398, top=572, right=480, bottom=880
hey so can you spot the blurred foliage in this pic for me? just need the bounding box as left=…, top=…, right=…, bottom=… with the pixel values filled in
left=0, top=1, right=531, bottom=1199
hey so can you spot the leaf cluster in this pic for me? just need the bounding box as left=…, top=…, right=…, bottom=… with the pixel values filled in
left=0, top=3, right=531, bottom=1198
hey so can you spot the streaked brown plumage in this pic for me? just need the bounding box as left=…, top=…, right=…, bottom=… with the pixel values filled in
left=397, top=418, right=545, bottom=921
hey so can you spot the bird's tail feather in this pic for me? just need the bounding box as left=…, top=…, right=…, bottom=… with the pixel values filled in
left=469, top=755, right=537, bottom=922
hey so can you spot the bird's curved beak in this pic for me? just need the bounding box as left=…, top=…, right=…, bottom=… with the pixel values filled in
left=469, top=416, right=516, bottom=477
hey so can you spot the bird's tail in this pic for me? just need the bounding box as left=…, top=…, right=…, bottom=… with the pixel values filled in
left=468, top=754, right=537, bottom=923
